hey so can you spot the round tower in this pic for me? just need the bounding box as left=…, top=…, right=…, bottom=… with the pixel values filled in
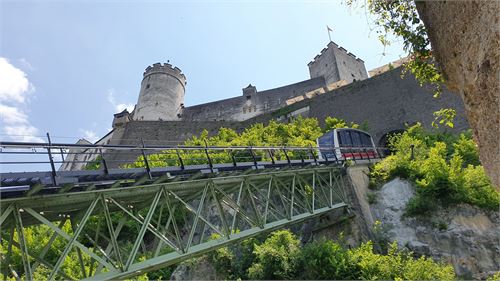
left=133, top=62, right=186, bottom=121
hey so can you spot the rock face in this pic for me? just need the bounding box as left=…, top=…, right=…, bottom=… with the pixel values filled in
left=170, top=257, right=219, bottom=281
left=370, top=178, right=500, bottom=279
left=415, top=1, right=500, bottom=188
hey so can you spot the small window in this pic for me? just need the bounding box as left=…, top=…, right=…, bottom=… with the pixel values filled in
left=146, top=84, right=150, bottom=89
left=246, top=95, right=251, bottom=100
left=243, top=107, right=246, bottom=114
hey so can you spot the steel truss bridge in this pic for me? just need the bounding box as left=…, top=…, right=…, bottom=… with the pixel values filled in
left=0, top=140, right=384, bottom=280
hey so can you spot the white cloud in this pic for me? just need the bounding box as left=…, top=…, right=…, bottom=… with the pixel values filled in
left=0, top=57, right=42, bottom=143
left=18, top=58, right=35, bottom=71
left=79, top=129, right=99, bottom=143
left=3, top=124, right=44, bottom=143
left=0, top=57, right=35, bottom=103
left=0, top=104, right=28, bottom=124
left=107, top=88, right=134, bottom=113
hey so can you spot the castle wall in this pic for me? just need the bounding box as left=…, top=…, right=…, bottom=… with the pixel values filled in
left=101, top=68, right=468, bottom=170
left=181, top=77, right=325, bottom=121
left=302, top=67, right=468, bottom=144
left=109, top=65, right=468, bottom=158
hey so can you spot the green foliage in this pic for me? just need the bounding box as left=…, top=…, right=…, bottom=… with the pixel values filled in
left=351, top=0, right=444, bottom=95
left=370, top=123, right=499, bottom=216
left=324, top=116, right=360, bottom=132
left=247, top=230, right=301, bottom=280
left=432, top=108, right=457, bottom=128
left=83, top=155, right=102, bottom=170
left=349, top=241, right=455, bottom=280
left=298, top=239, right=360, bottom=280
left=208, top=229, right=454, bottom=280
left=125, top=116, right=359, bottom=169
left=346, top=0, right=458, bottom=128
left=486, top=271, right=500, bottom=281
left=366, top=192, right=378, bottom=204
left=208, top=235, right=258, bottom=280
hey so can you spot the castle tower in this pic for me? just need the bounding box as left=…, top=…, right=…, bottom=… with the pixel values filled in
left=133, top=63, right=186, bottom=121
left=308, top=41, right=368, bottom=85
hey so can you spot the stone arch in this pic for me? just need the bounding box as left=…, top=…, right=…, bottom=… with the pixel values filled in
left=378, top=129, right=405, bottom=147
left=378, top=129, right=405, bottom=156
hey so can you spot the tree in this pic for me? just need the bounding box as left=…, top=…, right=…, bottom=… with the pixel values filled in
left=415, top=1, right=500, bottom=189
left=346, top=0, right=499, bottom=188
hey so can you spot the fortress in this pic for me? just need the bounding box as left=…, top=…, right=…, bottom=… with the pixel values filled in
left=61, top=41, right=468, bottom=170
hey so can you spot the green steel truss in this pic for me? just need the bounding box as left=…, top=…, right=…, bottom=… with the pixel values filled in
left=0, top=166, right=349, bottom=280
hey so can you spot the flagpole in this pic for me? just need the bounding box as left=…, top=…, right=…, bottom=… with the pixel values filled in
left=326, top=25, right=332, bottom=42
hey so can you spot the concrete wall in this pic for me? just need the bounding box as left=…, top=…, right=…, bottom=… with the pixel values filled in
left=134, top=63, right=186, bottom=121
left=181, top=77, right=325, bottom=122
left=308, top=41, right=368, bottom=85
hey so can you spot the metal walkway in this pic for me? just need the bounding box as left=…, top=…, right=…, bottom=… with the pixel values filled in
left=0, top=141, right=383, bottom=280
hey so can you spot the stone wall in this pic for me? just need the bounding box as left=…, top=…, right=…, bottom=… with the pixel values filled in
left=181, top=77, right=325, bottom=122
left=303, top=66, right=468, bottom=144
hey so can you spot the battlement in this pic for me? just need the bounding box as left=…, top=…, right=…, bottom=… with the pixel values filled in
left=308, top=41, right=363, bottom=66
left=143, top=62, right=187, bottom=84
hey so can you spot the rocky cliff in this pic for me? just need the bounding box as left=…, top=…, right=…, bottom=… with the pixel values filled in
left=357, top=173, right=500, bottom=279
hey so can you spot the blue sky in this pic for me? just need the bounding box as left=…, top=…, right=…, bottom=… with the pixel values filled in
left=0, top=0, right=405, bottom=145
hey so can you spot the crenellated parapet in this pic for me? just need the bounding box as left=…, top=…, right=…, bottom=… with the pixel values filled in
left=143, top=63, right=187, bottom=85
left=308, top=41, right=363, bottom=66
left=308, top=41, right=368, bottom=84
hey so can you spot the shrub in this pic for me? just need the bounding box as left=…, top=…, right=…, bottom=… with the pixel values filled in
left=247, top=230, right=300, bottom=280
left=208, top=236, right=258, bottom=280
left=349, top=241, right=455, bottom=280
left=298, top=239, right=360, bottom=280
left=370, top=123, right=499, bottom=215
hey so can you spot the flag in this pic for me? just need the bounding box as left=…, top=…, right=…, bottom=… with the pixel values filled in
left=327, top=25, right=333, bottom=32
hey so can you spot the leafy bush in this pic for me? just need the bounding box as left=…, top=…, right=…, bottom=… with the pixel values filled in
left=247, top=230, right=301, bottom=280
left=349, top=241, right=455, bottom=281
left=208, top=236, right=258, bottom=280
left=298, top=239, right=360, bottom=280
left=371, top=123, right=499, bottom=215
left=207, top=229, right=455, bottom=280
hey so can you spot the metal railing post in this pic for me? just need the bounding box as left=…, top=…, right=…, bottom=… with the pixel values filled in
left=140, top=139, right=152, bottom=179
left=203, top=140, right=214, bottom=173
left=282, top=147, right=291, bottom=167
left=309, top=145, right=317, bottom=165
left=59, top=149, right=65, bottom=162
left=46, top=133, right=57, bottom=186
left=230, top=149, right=237, bottom=167
left=267, top=149, right=276, bottom=165
left=99, top=148, right=109, bottom=175
left=176, top=147, right=184, bottom=170
left=249, top=147, right=258, bottom=169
